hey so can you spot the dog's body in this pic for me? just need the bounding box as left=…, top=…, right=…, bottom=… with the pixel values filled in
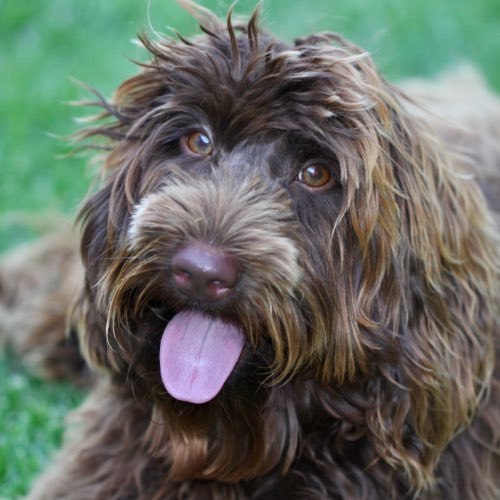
left=2, top=3, right=500, bottom=499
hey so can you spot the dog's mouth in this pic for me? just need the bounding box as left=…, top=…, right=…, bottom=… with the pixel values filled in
left=159, top=310, right=246, bottom=404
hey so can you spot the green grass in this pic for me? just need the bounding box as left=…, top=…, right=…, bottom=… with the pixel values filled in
left=0, top=0, right=499, bottom=496
left=0, top=353, right=83, bottom=497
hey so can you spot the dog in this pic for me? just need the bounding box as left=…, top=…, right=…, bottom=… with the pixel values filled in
left=2, top=1, right=499, bottom=498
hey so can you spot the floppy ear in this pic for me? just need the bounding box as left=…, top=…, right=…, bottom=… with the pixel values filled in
left=69, top=183, right=126, bottom=374
left=377, top=102, right=497, bottom=487
left=291, top=34, right=499, bottom=488
left=339, top=58, right=498, bottom=487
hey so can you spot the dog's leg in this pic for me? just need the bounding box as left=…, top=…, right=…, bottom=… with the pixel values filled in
left=0, top=230, right=90, bottom=385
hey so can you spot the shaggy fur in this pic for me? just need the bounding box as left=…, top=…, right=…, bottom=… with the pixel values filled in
left=2, top=2, right=500, bottom=498
left=0, top=228, right=88, bottom=385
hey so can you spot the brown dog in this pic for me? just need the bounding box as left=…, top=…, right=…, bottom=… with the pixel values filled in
left=2, top=2, right=499, bottom=498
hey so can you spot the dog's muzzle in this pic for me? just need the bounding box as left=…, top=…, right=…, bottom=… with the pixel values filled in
left=124, top=173, right=302, bottom=405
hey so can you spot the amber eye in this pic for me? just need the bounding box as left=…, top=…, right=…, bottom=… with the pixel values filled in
left=298, top=165, right=333, bottom=189
left=184, top=131, right=213, bottom=155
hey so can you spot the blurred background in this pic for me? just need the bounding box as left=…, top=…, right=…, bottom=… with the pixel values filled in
left=1, top=0, right=499, bottom=496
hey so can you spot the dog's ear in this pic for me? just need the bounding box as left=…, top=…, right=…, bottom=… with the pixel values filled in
left=353, top=70, right=497, bottom=490
left=291, top=35, right=498, bottom=489
left=375, top=106, right=497, bottom=488
left=69, top=182, right=131, bottom=375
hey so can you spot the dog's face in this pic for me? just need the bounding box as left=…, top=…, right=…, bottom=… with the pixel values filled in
left=74, top=6, right=497, bottom=489
left=81, top=25, right=388, bottom=392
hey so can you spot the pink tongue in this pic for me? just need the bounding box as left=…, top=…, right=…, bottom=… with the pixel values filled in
left=159, top=311, right=245, bottom=404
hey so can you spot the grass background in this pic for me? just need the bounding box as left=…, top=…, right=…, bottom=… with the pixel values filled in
left=1, top=0, right=499, bottom=496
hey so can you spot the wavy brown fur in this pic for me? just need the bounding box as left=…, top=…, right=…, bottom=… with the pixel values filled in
left=10, top=2, right=500, bottom=499
left=0, top=228, right=90, bottom=385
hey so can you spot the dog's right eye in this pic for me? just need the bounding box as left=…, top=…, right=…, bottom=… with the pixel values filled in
left=183, top=131, right=213, bottom=156
left=298, top=165, right=335, bottom=191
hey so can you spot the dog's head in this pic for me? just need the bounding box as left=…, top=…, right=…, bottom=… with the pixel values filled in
left=73, top=1, right=498, bottom=491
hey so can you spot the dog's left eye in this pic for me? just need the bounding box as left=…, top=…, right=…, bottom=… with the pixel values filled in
left=184, top=131, right=213, bottom=156
left=298, top=165, right=334, bottom=190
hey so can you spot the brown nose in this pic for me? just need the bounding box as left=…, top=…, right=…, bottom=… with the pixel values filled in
left=171, top=243, right=239, bottom=302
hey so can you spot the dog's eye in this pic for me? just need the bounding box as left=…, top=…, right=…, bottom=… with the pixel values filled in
left=184, top=131, right=213, bottom=156
left=298, top=165, right=334, bottom=190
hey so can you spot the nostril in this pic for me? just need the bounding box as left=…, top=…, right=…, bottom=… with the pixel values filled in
left=171, top=242, right=239, bottom=301
left=173, top=269, right=192, bottom=287
left=207, top=279, right=231, bottom=297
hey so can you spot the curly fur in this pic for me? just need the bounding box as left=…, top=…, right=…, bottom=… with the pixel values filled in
left=0, top=228, right=89, bottom=385
left=4, top=2, right=499, bottom=498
